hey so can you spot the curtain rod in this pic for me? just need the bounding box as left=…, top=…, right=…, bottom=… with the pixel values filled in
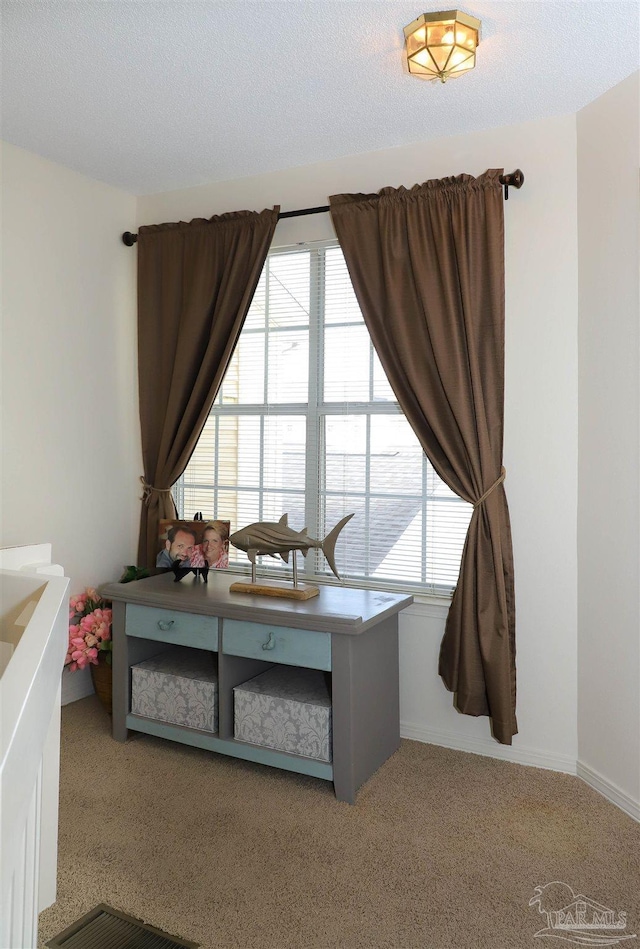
left=121, top=169, right=524, bottom=246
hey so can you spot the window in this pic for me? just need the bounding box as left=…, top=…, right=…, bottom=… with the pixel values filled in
left=174, top=242, right=472, bottom=595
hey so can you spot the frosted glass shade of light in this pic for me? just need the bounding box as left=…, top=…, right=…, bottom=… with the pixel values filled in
left=404, top=10, right=480, bottom=82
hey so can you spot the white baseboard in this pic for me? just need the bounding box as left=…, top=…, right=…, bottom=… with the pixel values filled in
left=61, top=667, right=94, bottom=705
left=401, top=720, right=576, bottom=775
left=577, top=760, right=640, bottom=823
left=402, top=723, right=640, bottom=822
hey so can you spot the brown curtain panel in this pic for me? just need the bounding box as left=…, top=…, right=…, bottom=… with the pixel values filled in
left=330, top=170, right=516, bottom=744
left=136, top=207, right=279, bottom=569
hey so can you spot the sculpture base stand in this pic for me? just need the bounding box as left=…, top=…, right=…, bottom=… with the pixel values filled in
left=229, top=579, right=319, bottom=600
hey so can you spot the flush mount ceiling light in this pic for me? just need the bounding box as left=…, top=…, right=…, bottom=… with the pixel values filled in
left=404, top=9, right=481, bottom=82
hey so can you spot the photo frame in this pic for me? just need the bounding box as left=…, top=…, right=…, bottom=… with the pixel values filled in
left=156, top=519, right=230, bottom=570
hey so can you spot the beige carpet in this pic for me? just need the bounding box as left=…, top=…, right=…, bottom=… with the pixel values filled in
left=38, top=697, right=639, bottom=949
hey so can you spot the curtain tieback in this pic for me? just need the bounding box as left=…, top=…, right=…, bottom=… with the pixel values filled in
left=474, top=467, right=506, bottom=508
left=140, top=476, right=173, bottom=505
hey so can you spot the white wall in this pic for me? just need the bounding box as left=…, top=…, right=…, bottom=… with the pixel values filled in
left=577, top=72, right=640, bottom=819
left=139, top=113, right=580, bottom=772
left=1, top=144, right=140, bottom=596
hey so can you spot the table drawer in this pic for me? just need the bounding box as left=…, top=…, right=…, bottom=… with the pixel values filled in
left=126, top=604, right=219, bottom=650
left=223, top=619, right=331, bottom=671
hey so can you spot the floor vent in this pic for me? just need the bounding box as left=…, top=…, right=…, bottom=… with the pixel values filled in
left=46, top=903, right=199, bottom=948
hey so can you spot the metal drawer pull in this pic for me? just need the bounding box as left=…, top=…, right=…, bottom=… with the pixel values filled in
left=157, top=620, right=175, bottom=631
left=262, top=632, right=276, bottom=650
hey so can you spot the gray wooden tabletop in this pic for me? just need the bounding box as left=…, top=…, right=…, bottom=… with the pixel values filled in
left=101, top=572, right=413, bottom=635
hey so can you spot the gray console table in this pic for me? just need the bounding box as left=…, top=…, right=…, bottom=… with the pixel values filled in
left=101, top=573, right=412, bottom=804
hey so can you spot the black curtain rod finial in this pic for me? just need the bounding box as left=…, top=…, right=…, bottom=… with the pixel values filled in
left=120, top=169, right=525, bottom=242
left=500, top=169, right=524, bottom=200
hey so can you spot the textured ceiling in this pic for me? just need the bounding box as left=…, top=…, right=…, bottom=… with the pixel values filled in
left=2, top=1, right=639, bottom=196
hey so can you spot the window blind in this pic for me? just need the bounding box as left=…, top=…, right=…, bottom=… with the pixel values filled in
left=175, top=241, right=472, bottom=595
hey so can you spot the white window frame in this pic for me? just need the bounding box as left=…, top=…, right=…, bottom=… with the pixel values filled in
left=174, top=240, right=471, bottom=597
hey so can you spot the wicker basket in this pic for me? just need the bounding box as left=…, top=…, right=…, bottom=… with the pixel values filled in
left=90, top=658, right=112, bottom=715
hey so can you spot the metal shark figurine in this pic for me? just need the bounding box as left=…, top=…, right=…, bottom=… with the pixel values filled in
left=230, top=513, right=354, bottom=581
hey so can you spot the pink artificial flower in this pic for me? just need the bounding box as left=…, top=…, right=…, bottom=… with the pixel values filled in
left=69, top=640, right=98, bottom=667
left=70, top=636, right=86, bottom=655
left=80, top=608, right=112, bottom=642
left=79, top=614, right=94, bottom=633
left=65, top=589, right=112, bottom=672
left=69, top=593, right=87, bottom=615
left=71, top=650, right=87, bottom=669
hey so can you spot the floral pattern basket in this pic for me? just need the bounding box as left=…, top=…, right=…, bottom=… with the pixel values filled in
left=234, top=665, right=332, bottom=762
left=131, top=647, right=218, bottom=732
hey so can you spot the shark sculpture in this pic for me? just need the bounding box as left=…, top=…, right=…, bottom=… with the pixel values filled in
left=230, top=513, right=354, bottom=581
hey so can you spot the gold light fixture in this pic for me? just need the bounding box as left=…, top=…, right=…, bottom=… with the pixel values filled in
left=404, top=9, right=481, bottom=82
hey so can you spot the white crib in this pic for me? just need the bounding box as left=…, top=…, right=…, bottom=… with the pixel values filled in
left=0, top=545, right=69, bottom=949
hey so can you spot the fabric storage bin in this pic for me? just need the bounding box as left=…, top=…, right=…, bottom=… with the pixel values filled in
left=234, top=665, right=332, bottom=762
left=131, top=646, right=218, bottom=732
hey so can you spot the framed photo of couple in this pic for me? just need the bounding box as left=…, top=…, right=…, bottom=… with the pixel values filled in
left=156, top=519, right=230, bottom=571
